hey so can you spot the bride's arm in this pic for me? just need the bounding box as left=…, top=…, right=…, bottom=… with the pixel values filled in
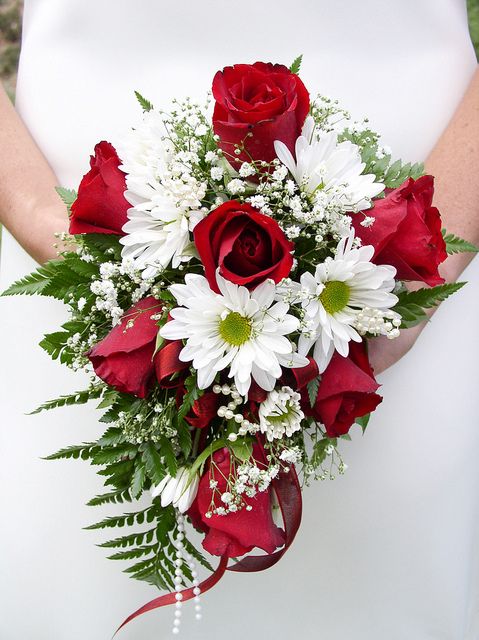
left=370, top=67, right=479, bottom=374
left=0, top=84, right=68, bottom=264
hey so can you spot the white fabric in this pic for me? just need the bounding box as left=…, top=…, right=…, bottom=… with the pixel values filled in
left=0, top=1, right=478, bottom=638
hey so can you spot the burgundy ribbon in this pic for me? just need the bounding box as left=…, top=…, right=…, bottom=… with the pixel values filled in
left=228, top=464, right=302, bottom=573
left=114, top=554, right=228, bottom=636
left=154, top=340, right=189, bottom=388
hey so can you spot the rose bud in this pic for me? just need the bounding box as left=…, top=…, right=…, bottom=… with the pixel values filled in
left=305, top=342, right=382, bottom=438
left=352, top=176, right=447, bottom=286
left=212, top=62, right=309, bottom=167
left=193, top=200, right=294, bottom=292
left=188, top=445, right=285, bottom=558
left=70, top=141, right=129, bottom=235
left=87, top=296, right=163, bottom=398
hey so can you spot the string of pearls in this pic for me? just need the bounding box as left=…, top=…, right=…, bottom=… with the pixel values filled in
left=172, top=513, right=202, bottom=635
left=212, top=383, right=259, bottom=440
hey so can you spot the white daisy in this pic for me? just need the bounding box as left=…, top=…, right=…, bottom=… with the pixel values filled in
left=151, top=467, right=199, bottom=514
left=117, top=109, right=206, bottom=279
left=295, top=232, right=398, bottom=372
left=160, top=273, right=309, bottom=396
left=274, top=115, right=384, bottom=213
left=258, top=386, right=304, bottom=442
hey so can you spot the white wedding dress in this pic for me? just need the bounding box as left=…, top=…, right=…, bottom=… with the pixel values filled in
left=0, top=1, right=478, bottom=638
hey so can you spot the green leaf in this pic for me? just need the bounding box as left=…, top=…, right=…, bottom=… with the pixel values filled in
left=177, top=422, right=193, bottom=458
left=1, top=260, right=60, bottom=297
left=39, top=331, right=71, bottom=362
left=159, top=436, right=178, bottom=477
left=43, top=442, right=99, bottom=461
left=29, top=386, right=103, bottom=415
left=442, top=230, right=479, bottom=255
left=98, top=527, right=157, bottom=549
left=131, top=460, right=147, bottom=499
left=355, top=413, right=371, bottom=433
left=55, top=186, right=77, bottom=212
left=289, top=54, right=303, bottom=74
left=307, top=377, right=320, bottom=408
left=79, top=233, right=122, bottom=262
left=85, top=508, right=151, bottom=530
left=189, top=439, right=227, bottom=478
left=91, top=444, right=138, bottom=466
left=134, top=90, right=153, bottom=112
left=230, top=440, right=253, bottom=462
left=87, top=488, right=131, bottom=507
left=394, top=282, right=466, bottom=328
left=142, top=442, right=167, bottom=485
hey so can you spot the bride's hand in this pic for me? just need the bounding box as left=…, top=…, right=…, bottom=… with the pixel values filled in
left=0, top=84, right=68, bottom=264
left=368, top=322, right=425, bottom=375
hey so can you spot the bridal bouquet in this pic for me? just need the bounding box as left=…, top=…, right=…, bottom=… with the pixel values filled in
left=4, top=57, right=475, bottom=633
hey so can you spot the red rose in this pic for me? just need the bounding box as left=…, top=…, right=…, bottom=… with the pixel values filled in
left=188, top=445, right=285, bottom=558
left=212, top=62, right=309, bottom=167
left=352, top=176, right=447, bottom=286
left=305, top=342, right=382, bottom=438
left=70, top=141, right=129, bottom=235
left=87, top=296, right=163, bottom=398
left=194, top=200, right=294, bottom=291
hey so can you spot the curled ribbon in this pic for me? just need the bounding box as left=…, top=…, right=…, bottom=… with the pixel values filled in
left=114, top=555, right=228, bottom=636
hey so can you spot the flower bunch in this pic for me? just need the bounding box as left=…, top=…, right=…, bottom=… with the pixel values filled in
left=4, top=57, right=475, bottom=634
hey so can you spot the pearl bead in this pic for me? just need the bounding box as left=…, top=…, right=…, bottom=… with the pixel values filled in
left=175, top=602, right=182, bottom=610
left=234, top=414, right=243, bottom=423
left=175, top=593, right=183, bottom=601
left=213, top=384, right=222, bottom=394
left=194, top=595, right=201, bottom=603
left=195, top=613, right=202, bottom=620
left=175, top=610, right=182, bottom=618
left=173, top=619, right=181, bottom=627
left=221, top=384, right=230, bottom=395
left=172, top=627, right=180, bottom=635
left=227, top=433, right=237, bottom=442
left=227, top=401, right=236, bottom=410
left=224, top=410, right=234, bottom=420
left=193, top=587, right=201, bottom=596
left=195, top=604, right=202, bottom=612
left=217, top=407, right=226, bottom=418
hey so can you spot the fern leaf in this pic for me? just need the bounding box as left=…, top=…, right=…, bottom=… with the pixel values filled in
left=442, top=231, right=479, bottom=255
left=1, top=260, right=61, bottom=296
left=43, top=442, right=99, bottom=461
left=289, top=54, right=303, bottom=74
left=142, top=442, right=167, bottom=485
left=29, top=387, right=103, bottom=415
left=134, top=90, right=153, bottom=112
left=87, top=488, right=132, bottom=507
left=394, top=282, right=465, bottom=328
left=55, top=186, right=77, bottom=212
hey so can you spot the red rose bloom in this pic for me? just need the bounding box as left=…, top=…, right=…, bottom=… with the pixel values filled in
left=194, top=200, right=294, bottom=291
left=87, top=296, right=163, bottom=398
left=188, top=445, right=285, bottom=558
left=70, top=141, right=129, bottom=235
left=212, top=62, right=309, bottom=166
left=306, top=342, right=382, bottom=438
left=352, top=176, right=447, bottom=286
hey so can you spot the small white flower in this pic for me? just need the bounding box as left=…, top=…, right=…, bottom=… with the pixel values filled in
left=210, top=166, right=224, bottom=181
left=259, top=386, right=304, bottom=442
left=151, top=467, right=199, bottom=514
left=294, top=231, right=398, bottom=372
left=227, top=178, right=246, bottom=195
left=274, top=115, right=384, bottom=213
left=160, top=272, right=309, bottom=396
left=279, top=446, right=302, bottom=464
left=239, top=162, right=255, bottom=178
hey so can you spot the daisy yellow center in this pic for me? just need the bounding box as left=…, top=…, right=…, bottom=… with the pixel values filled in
left=319, top=280, right=350, bottom=315
left=219, top=312, right=252, bottom=346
